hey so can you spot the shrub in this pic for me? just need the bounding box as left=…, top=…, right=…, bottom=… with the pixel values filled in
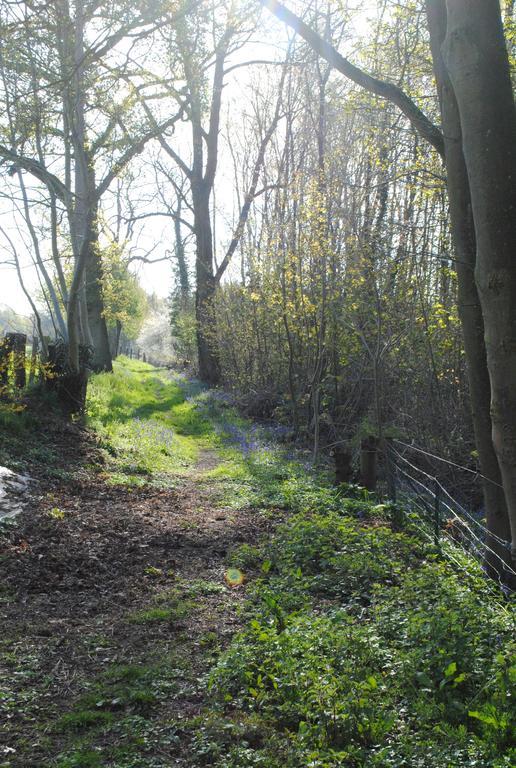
left=268, top=514, right=423, bottom=600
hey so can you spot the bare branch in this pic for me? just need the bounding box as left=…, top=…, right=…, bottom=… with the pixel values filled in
left=259, top=0, right=445, bottom=157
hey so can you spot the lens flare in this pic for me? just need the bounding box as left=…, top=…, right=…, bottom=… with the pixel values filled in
left=224, top=568, right=245, bottom=587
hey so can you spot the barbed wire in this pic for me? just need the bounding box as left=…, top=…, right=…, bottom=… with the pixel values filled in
left=386, top=445, right=516, bottom=593
left=389, top=443, right=512, bottom=549
left=392, top=438, right=504, bottom=489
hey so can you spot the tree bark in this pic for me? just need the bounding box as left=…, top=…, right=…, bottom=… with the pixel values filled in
left=426, top=0, right=513, bottom=582
left=193, top=183, right=220, bottom=385
left=85, top=212, right=113, bottom=372
left=442, top=0, right=516, bottom=566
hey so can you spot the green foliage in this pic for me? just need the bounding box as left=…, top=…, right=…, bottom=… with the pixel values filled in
left=467, top=645, right=516, bottom=753
left=203, top=502, right=515, bottom=768
left=169, top=285, right=197, bottom=364
left=267, top=513, right=423, bottom=602
left=228, top=543, right=264, bottom=571
left=101, top=240, right=148, bottom=341
left=4, top=358, right=515, bottom=768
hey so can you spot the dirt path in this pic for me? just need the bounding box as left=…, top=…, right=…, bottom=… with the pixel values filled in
left=0, top=433, right=270, bottom=767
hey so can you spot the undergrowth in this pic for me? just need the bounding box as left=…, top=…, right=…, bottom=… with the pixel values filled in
left=201, top=516, right=515, bottom=768
left=1, top=359, right=514, bottom=767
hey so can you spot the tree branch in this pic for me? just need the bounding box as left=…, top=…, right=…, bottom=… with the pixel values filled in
left=0, top=145, right=68, bottom=201
left=96, top=110, right=184, bottom=199
left=259, top=0, right=445, bottom=158
left=215, top=57, right=289, bottom=283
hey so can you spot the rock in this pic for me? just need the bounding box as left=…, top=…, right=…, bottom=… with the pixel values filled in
left=0, top=466, right=33, bottom=521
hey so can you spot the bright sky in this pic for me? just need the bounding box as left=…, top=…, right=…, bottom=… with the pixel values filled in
left=0, top=1, right=374, bottom=321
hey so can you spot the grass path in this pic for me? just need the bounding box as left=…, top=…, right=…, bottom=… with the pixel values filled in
left=0, top=359, right=273, bottom=767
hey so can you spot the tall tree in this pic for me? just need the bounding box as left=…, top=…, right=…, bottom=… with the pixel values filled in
left=259, top=0, right=515, bottom=578
left=425, top=0, right=512, bottom=584
left=0, top=0, right=191, bottom=378
left=139, top=1, right=286, bottom=383
left=441, top=0, right=516, bottom=569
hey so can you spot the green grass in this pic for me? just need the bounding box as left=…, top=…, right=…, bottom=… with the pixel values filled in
left=86, top=357, right=216, bottom=484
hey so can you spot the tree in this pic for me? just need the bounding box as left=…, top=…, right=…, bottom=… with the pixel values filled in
left=259, top=0, right=515, bottom=578
left=100, top=241, right=148, bottom=357
left=135, top=1, right=287, bottom=384
left=440, top=0, right=516, bottom=570
left=425, top=0, right=512, bottom=586
left=0, top=0, right=192, bottom=383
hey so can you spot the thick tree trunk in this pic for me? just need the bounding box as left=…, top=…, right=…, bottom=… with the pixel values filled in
left=85, top=215, right=112, bottom=372
left=67, top=0, right=111, bottom=374
left=193, top=184, right=220, bottom=385
left=426, top=0, right=513, bottom=582
left=443, top=0, right=516, bottom=566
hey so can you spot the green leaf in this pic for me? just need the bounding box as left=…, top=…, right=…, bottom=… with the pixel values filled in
left=444, top=662, right=457, bottom=678
left=468, top=710, right=498, bottom=728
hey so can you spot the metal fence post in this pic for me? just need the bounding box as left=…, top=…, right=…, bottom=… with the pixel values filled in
left=385, top=438, right=397, bottom=503
left=434, top=480, right=441, bottom=547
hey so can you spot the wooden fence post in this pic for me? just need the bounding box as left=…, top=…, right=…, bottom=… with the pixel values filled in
left=360, top=436, right=378, bottom=492
left=334, top=446, right=353, bottom=485
left=0, top=334, right=13, bottom=390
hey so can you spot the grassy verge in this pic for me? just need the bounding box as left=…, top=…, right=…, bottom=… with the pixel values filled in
left=0, top=358, right=514, bottom=768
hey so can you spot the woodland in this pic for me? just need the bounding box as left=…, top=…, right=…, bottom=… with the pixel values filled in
left=0, top=1, right=515, bottom=767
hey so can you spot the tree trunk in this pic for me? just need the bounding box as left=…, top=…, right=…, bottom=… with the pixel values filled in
left=193, top=184, right=220, bottom=385
left=442, top=0, right=516, bottom=566
left=114, top=320, right=122, bottom=358
left=426, top=0, right=513, bottom=582
left=360, top=436, right=378, bottom=492
left=86, top=216, right=113, bottom=372
left=68, top=0, right=111, bottom=374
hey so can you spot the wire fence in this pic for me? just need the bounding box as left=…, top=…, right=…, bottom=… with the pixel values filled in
left=382, top=438, right=516, bottom=597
